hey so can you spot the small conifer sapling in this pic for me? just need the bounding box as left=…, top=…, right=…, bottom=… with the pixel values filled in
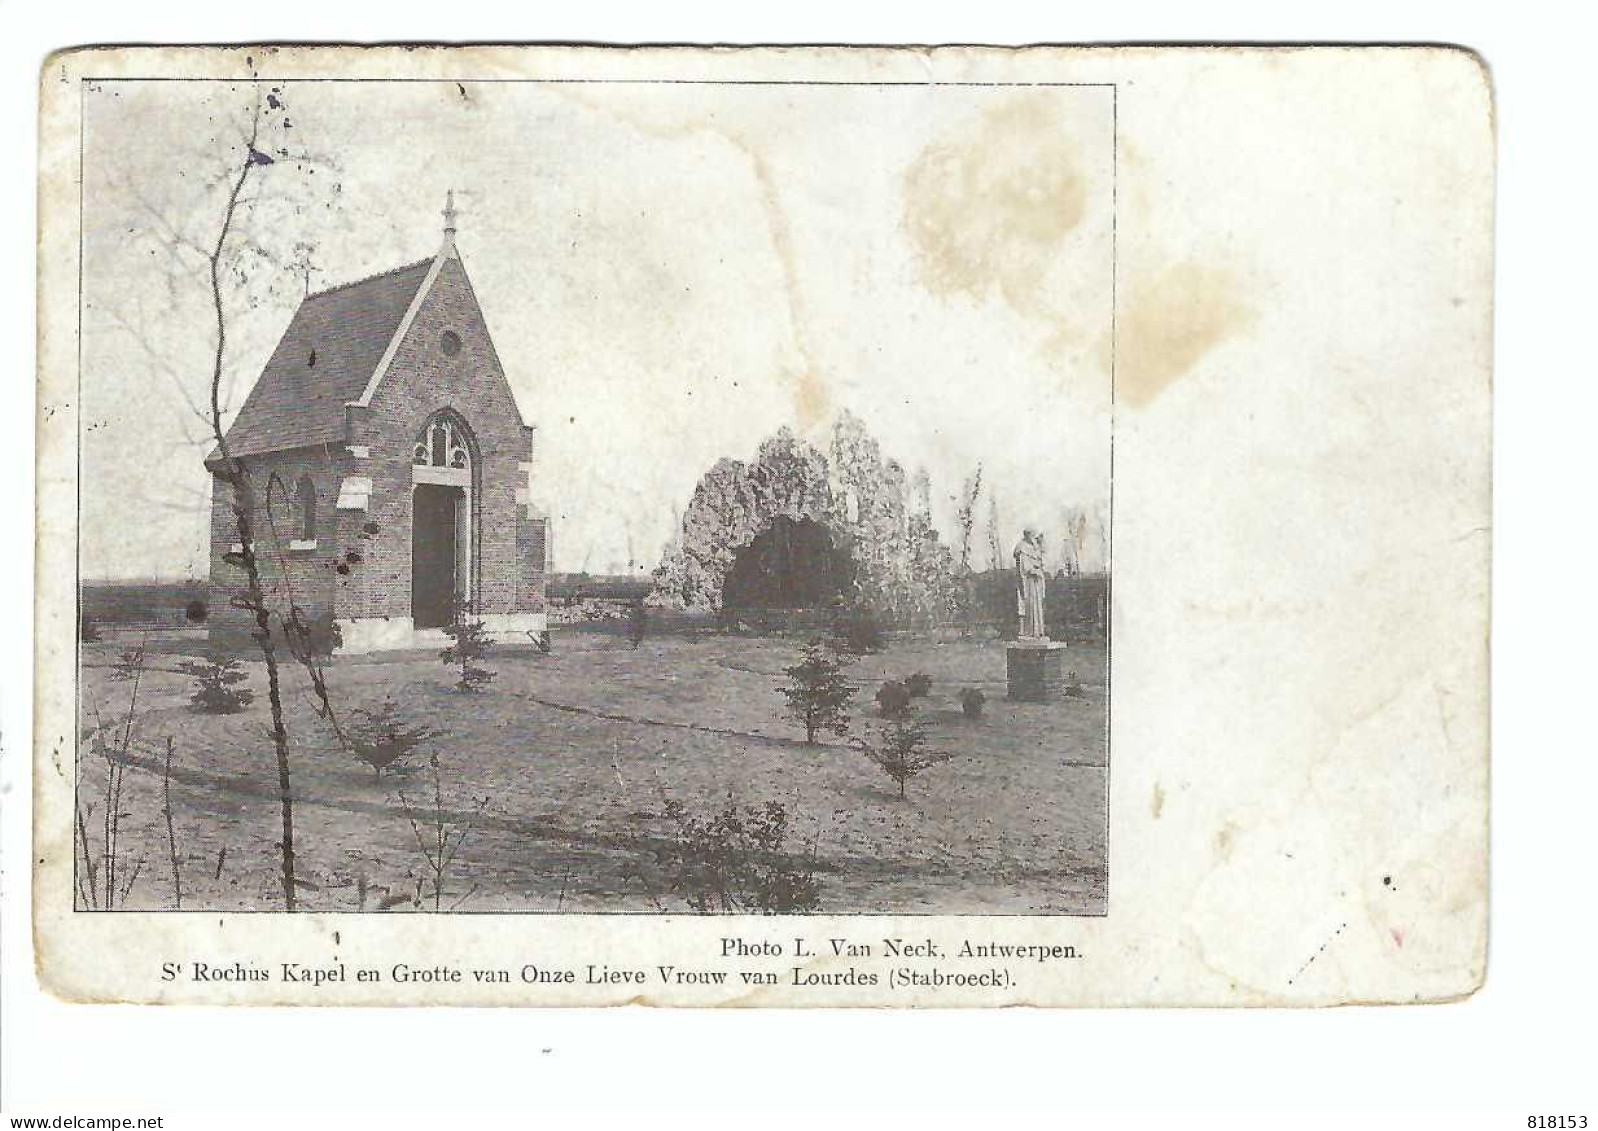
left=778, top=639, right=856, bottom=744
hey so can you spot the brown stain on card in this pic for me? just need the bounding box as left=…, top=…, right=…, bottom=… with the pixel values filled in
left=901, top=95, right=1087, bottom=319
left=1115, top=262, right=1256, bottom=407
left=745, top=151, right=830, bottom=429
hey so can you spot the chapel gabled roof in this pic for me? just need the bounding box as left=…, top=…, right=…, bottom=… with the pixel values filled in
left=211, top=256, right=436, bottom=459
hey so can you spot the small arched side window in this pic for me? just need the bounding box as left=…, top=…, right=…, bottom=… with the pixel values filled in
left=296, top=475, right=317, bottom=541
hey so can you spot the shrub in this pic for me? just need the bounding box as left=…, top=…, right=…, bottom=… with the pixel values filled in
left=654, top=795, right=822, bottom=914
left=831, top=604, right=887, bottom=655
left=177, top=658, right=254, bottom=714
left=959, top=687, right=986, bottom=718
left=80, top=615, right=102, bottom=643
left=346, top=699, right=436, bottom=782
left=855, top=718, right=952, bottom=800
left=627, top=600, right=648, bottom=650
left=441, top=600, right=496, bottom=693
left=1065, top=669, right=1085, bottom=699
left=778, top=639, right=856, bottom=744
left=875, top=680, right=912, bottom=719
left=184, top=598, right=208, bottom=624
left=905, top=671, right=933, bottom=698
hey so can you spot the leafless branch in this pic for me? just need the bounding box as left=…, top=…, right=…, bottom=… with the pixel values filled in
left=201, top=82, right=304, bottom=912
left=161, top=736, right=183, bottom=909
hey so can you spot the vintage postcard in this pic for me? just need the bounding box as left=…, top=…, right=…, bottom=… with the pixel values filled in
left=34, top=44, right=1491, bottom=1006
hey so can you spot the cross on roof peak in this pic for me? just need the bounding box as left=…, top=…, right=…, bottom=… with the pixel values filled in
left=295, top=247, right=319, bottom=297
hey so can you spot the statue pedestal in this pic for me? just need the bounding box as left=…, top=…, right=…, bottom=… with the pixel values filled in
left=1006, top=640, right=1068, bottom=702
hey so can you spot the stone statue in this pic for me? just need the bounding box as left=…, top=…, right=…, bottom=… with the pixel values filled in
left=1013, top=528, right=1047, bottom=641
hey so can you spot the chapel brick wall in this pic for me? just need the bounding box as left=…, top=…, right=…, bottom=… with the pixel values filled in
left=206, top=445, right=359, bottom=645
left=516, top=511, right=549, bottom=613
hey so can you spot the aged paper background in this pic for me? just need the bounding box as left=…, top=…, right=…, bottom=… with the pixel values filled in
left=34, top=44, right=1491, bottom=1006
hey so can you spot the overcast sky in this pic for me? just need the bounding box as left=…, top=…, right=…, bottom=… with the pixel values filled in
left=79, top=78, right=1112, bottom=579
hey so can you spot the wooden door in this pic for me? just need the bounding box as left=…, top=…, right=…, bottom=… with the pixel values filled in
left=412, top=484, right=459, bottom=628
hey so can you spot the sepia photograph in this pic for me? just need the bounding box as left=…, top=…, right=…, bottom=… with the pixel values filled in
left=72, top=71, right=1113, bottom=917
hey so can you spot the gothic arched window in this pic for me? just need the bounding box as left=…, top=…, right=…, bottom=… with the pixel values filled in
left=411, top=413, right=473, bottom=473
left=295, top=475, right=317, bottom=541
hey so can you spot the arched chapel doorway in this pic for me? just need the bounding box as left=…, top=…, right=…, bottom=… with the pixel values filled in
left=411, top=411, right=475, bottom=629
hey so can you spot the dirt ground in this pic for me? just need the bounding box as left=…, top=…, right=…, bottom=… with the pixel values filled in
left=74, top=628, right=1108, bottom=916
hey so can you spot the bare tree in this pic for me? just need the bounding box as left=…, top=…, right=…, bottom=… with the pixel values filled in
left=102, top=81, right=355, bottom=469
left=954, top=465, right=984, bottom=634
left=174, top=77, right=347, bottom=909
left=955, top=464, right=983, bottom=574
left=910, top=466, right=933, bottom=517
left=985, top=494, right=1003, bottom=574
left=1058, top=505, right=1090, bottom=577
left=76, top=645, right=151, bottom=909
left=160, top=736, right=184, bottom=909
left=395, top=754, right=491, bottom=912
left=90, top=75, right=354, bottom=910
left=1091, top=500, right=1110, bottom=575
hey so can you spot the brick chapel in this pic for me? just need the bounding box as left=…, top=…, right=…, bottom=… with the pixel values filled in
left=205, top=194, right=550, bottom=653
